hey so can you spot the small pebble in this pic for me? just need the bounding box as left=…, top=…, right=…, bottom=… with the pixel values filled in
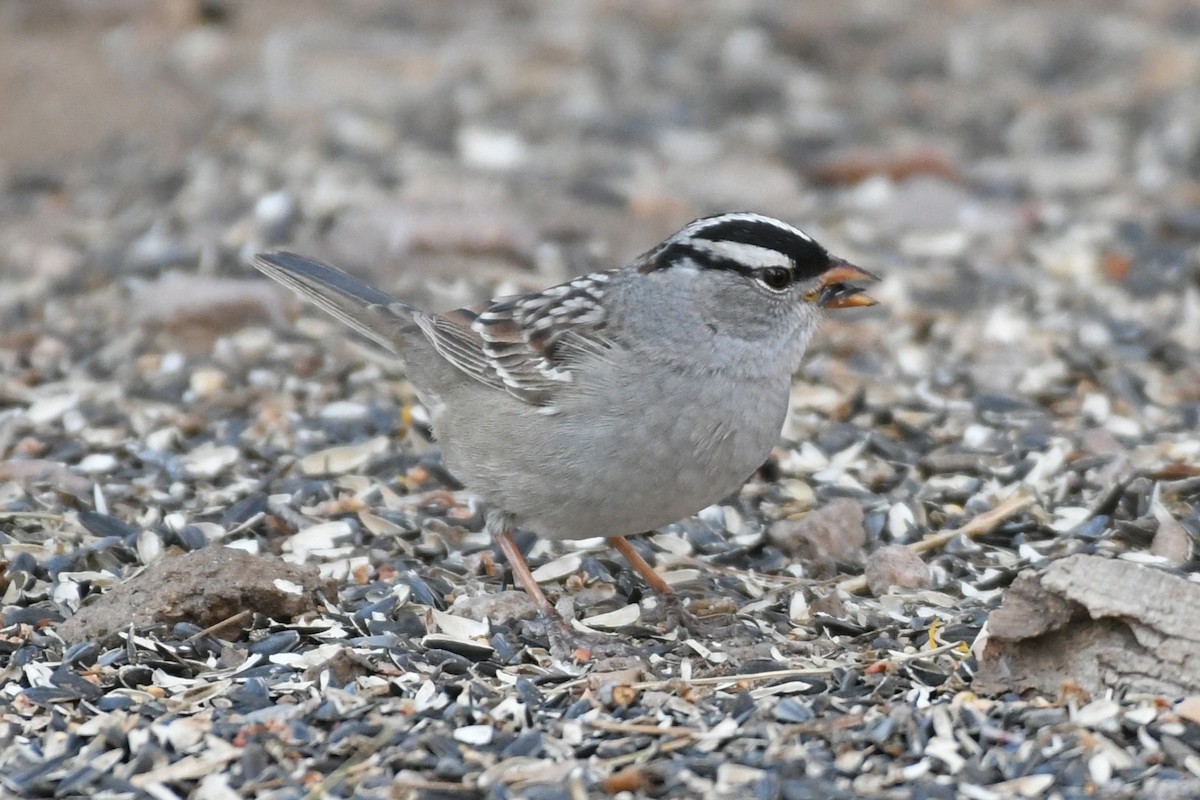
left=188, top=367, right=227, bottom=399
left=864, top=545, right=931, bottom=596
left=768, top=499, right=866, bottom=562
left=75, top=453, right=118, bottom=475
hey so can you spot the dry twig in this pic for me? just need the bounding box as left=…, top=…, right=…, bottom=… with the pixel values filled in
left=837, top=494, right=1034, bottom=595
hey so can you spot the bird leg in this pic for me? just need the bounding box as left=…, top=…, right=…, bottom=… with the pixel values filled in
left=606, top=536, right=701, bottom=631
left=489, top=512, right=629, bottom=660
left=490, top=515, right=558, bottom=619
left=608, top=535, right=752, bottom=640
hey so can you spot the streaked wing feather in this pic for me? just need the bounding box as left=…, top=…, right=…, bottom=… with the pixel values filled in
left=414, top=314, right=507, bottom=391
left=413, top=270, right=618, bottom=406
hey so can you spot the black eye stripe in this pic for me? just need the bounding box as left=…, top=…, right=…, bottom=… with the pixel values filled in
left=646, top=242, right=754, bottom=275
left=647, top=242, right=809, bottom=291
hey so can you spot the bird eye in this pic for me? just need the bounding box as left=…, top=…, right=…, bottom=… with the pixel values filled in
left=757, top=266, right=793, bottom=291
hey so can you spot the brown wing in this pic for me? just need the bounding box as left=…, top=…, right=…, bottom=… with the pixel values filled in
left=413, top=271, right=617, bottom=407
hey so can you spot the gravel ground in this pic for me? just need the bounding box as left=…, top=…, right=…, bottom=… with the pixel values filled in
left=2, top=1, right=1200, bottom=798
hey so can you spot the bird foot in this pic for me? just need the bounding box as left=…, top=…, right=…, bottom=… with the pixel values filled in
left=649, top=594, right=759, bottom=644
left=527, top=612, right=641, bottom=664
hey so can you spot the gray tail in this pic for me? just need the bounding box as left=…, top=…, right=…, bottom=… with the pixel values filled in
left=252, top=252, right=419, bottom=354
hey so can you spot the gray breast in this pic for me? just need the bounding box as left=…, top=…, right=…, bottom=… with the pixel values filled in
left=438, top=363, right=791, bottom=541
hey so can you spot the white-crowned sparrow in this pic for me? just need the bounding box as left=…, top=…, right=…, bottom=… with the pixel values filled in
left=254, top=212, right=876, bottom=651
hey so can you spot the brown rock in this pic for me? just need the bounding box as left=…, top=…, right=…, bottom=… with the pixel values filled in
left=1078, top=427, right=1123, bottom=457
left=984, top=572, right=1077, bottom=641
left=449, top=590, right=539, bottom=626
left=133, top=272, right=292, bottom=353
left=864, top=545, right=931, bottom=596
left=808, top=590, right=846, bottom=620
left=0, top=459, right=92, bottom=497
left=975, top=554, right=1200, bottom=698
left=57, top=547, right=337, bottom=645
left=1151, top=505, right=1193, bottom=566
left=308, top=648, right=377, bottom=688
left=768, top=499, right=866, bottom=567
left=809, top=146, right=958, bottom=186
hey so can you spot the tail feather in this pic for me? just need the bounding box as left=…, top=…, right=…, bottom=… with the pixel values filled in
left=252, top=252, right=418, bottom=354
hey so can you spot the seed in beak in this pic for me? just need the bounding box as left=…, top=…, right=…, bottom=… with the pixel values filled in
left=808, top=258, right=880, bottom=308
left=818, top=283, right=877, bottom=309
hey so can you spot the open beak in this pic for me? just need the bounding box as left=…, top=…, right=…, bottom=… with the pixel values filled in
left=809, top=258, right=880, bottom=309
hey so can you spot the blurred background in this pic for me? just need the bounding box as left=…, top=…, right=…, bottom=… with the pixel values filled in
left=0, top=0, right=1197, bottom=398
left=3, top=7, right=1200, bottom=791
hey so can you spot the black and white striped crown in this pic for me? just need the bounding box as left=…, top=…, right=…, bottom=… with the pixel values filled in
left=644, top=212, right=832, bottom=280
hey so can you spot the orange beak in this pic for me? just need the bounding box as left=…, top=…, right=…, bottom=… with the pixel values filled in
left=809, top=258, right=880, bottom=309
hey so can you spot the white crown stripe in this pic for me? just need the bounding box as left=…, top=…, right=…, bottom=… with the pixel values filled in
left=682, top=212, right=813, bottom=242
left=686, top=239, right=789, bottom=269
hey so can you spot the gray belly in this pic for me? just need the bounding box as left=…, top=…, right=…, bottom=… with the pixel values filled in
left=435, top=368, right=790, bottom=540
